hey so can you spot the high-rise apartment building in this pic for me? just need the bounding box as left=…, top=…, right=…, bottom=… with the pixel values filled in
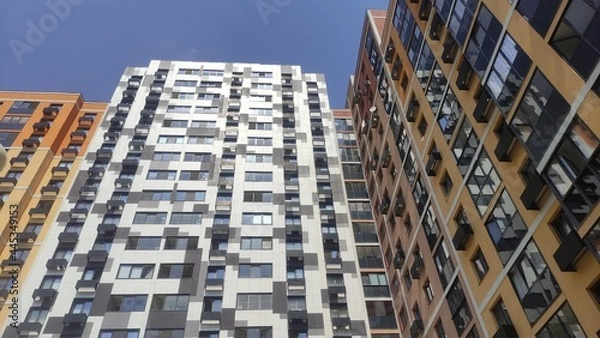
left=348, top=2, right=599, bottom=337
left=0, top=92, right=105, bottom=323
left=7, top=61, right=401, bottom=338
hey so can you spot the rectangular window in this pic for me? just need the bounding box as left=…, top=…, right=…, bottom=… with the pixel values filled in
left=200, top=81, right=222, bottom=88
left=434, top=240, right=455, bottom=288
left=171, top=92, right=196, bottom=99
left=203, top=69, right=224, bottom=76
left=251, top=71, right=273, bottom=78
left=243, top=191, right=273, bottom=202
left=125, top=237, right=161, bottom=250
left=242, top=212, right=273, bottom=225
left=485, top=190, right=527, bottom=264
left=198, top=93, right=220, bottom=100
left=251, top=83, right=272, bottom=89
left=246, top=154, right=273, bottom=163
left=349, top=201, right=373, bottom=220
left=345, top=182, right=369, bottom=199
left=245, top=171, right=273, bottom=182
left=157, top=135, right=184, bottom=144
left=132, top=212, right=167, bottom=224
left=187, top=136, right=214, bottom=144
left=536, top=302, right=585, bottom=337
left=8, top=101, right=38, bottom=114
left=240, top=237, right=272, bottom=250
left=174, top=80, right=197, bottom=87
left=107, top=295, right=147, bottom=312
left=179, top=170, right=209, bottom=180
left=147, top=170, right=177, bottom=180
left=191, top=120, right=216, bottom=128
left=248, top=137, right=273, bottom=146
left=117, top=264, right=154, bottom=279
left=0, top=115, right=29, bottom=130
left=158, top=264, right=194, bottom=278
left=150, top=294, right=189, bottom=311
left=141, top=190, right=171, bottom=201
left=465, top=5, right=502, bottom=78
left=250, top=95, right=272, bottom=102
left=178, top=68, right=200, bottom=75
left=164, top=237, right=198, bottom=250
left=467, top=150, right=500, bottom=215
left=152, top=152, right=180, bottom=161
left=195, top=106, right=219, bottom=114
left=238, top=264, right=273, bottom=278
left=169, top=212, right=202, bottom=224
left=471, top=248, right=489, bottom=281
left=183, top=152, right=211, bottom=162
left=452, top=118, right=480, bottom=176
left=174, top=190, right=206, bottom=201
left=236, top=293, right=272, bottom=310
left=248, top=122, right=272, bottom=130
left=446, top=280, right=472, bottom=335
left=342, top=164, right=364, bottom=179
left=509, top=240, right=561, bottom=323
left=166, top=105, right=191, bottom=114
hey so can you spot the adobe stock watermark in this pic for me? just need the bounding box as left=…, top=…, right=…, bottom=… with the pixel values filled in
left=255, top=0, right=292, bottom=25
left=9, top=0, right=85, bottom=64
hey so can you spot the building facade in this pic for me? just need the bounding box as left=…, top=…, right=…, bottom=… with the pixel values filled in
left=8, top=61, right=400, bottom=338
left=348, top=2, right=600, bottom=337
left=0, top=92, right=105, bottom=324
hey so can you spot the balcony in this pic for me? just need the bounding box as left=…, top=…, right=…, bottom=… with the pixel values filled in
left=33, top=121, right=51, bottom=132
left=70, top=131, right=87, bottom=144
left=410, top=258, right=424, bottom=279
left=76, top=280, right=98, bottom=293
left=22, top=138, right=40, bottom=148
left=456, top=60, right=473, bottom=90
left=10, top=156, right=29, bottom=169
left=452, top=222, right=474, bottom=251
left=418, top=0, right=431, bottom=19
left=29, top=207, right=50, bottom=220
left=106, top=200, right=125, bottom=212
left=32, top=288, right=57, bottom=302
left=520, top=173, right=546, bottom=210
left=46, top=258, right=68, bottom=271
left=86, top=250, right=108, bottom=263
left=62, top=313, right=87, bottom=334
left=441, top=37, right=457, bottom=63
left=58, top=232, right=79, bottom=244
left=394, top=249, right=406, bottom=269
left=61, top=148, right=79, bottom=158
left=473, top=90, right=491, bottom=122
left=18, top=232, right=38, bottom=245
left=41, top=185, right=61, bottom=197
left=78, top=115, right=94, bottom=127
left=495, top=125, right=516, bottom=162
left=0, top=177, right=18, bottom=190
left=1, top=259, right=24, bottom=270
left=88, top=167, right=105, bottom=179
left=18, top=322, right=43, bottom=335
left=379, top=197, right=391, bottom=214
left=425, top=150, right=441, bottom=176
left=114, top=178, right=132, bottom=189
left=553, top=231, right=586, bottom=272
left=97, top=223, right=117, bottom=235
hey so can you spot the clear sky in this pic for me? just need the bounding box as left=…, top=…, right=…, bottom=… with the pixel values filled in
left=0, top=0, right=389, bottom=107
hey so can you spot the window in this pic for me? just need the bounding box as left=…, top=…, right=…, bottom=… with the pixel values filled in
left=166, top=105, right=191, bottom=114
left=126, top=237, right=161, bottom=250
left=471, top=248, right=489, bottom=281
left=486, top=34, right=532, bottom=114
left=107, top=295, right=147, bottom=312
left=234, top=327, right=272, bottom=338
left=465, top=5, right=502, bottom=78
left=163, top=120, right=188, bottom=128
left=198, top=93, right=220, bottom=100
left=133, top=212, right=167, bottom=224
left=178, top=68, right=200, bottom=75
left=357, top=246, right=384, bottom=268
left=345, top=182, right=369, bottom=199
left=243, top=191, right=273, bottom=202
left=183, top=152, right=211, bottom=162
left=9, top=101, right=38, bottom=114
left=288, top=297, right=306, bottom=311
left=174, top=190, right=205, bottom=201
left=191, top=120, right=216, bottom=128
left=551, top=0, right=600, bottom=79
left=241, top=213, right=272, bottom=225
left=441, top=171, right=453, bottom=195
left=425, top=64, right=448, bottom=114
left=144, top=330, right=184, bottom=338
left=492, top=299, right=513, bottom=327
left=203, top=69, right=223, bottom=76
left=407, top=25, right=424, bottom=67
left=448, top=0, right=478, bottom=46
left=467, top=150, right=500, bottom=215
left=240, top=237, right=272, bottom=250
left=247, top=137, right=272, bottom=146
left=245, top=171, right=272, bottom=182
left=416, top=44, right=435, bottom=89
left=339, top=148, right=361, bottom=162
left=117, top=264, right=154, bottom=279
left=250, top=95, right=272, bottom=102
left=446, top=280, right=472, bottom=335
left=452, top=118, right=480, bottom=176
left=195, top=106, right=219, bottom=114
left=248, top=108, right=273, bottom=116
left=236, top=293, right=272, bottom=310
left=366, top=301, right=397, bottom=329
left=485, top=190, right=527, bottom=264
left=147, top=170, right=177, bottom=180
left=342, top=163, right=364, bottom=179
left=337, top=132, right=357, bottom=146
left=248, top=122, right=272, bottom=130
left=0, top=132, right=18, bottom=147
left=362, top=273, right=391, bottom=297
left=353, top=222, right=378, bottom=243
left=70, top=298, right=93, bottom=315
left=251, top=83, right=272, bottom=89
left=435, top=320, right=446, bottom=338
left=180, top=170, right=209, bottom=180
left=99, top=330, right=140, bottom=338
left=434, top=240, right=455, bottom=288
left=0, top=115, right=29, bottom=129
left=536, top=302, right=585, bottom=337
left=422, top=206, right=441, bottom=248
left=349, top=201, right=373, bottom=219
left=158, top=264, right=194, bottom=278
left=239, top=264, right=273, bottom=278
left=171, top=92, right=195, bottom=100
left=25, top=308, right=48, bottom=324
left=40, top=276, right=62, bottom=290
left=187, top=136, right=214, bottom=144
left=246, top=154, right=272, bottom=163
left=424, top=279, right=434, bottom=303
left=287, top=267, right=304, bottom=279
left=200, top=81, right=222, bottom=88
left=511, top=70, right=570, bottom=164
left=169, top=212, right=202, bottom=224
left=251, top=71, right=273, bottom=78
left=152, top=152, right=180, bottom=161
left=164, top=237, right=198, bottom=250
left=437, top=89, right=463, bottom=143
left=141, top=190, right=171, bottom=201
left=509, top=240, right=561, bottom=323
left=150, top=294, right=189, bottom=311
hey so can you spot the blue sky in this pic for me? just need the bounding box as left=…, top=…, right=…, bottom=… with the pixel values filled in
left=0, top=0, right=389, bottom=107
